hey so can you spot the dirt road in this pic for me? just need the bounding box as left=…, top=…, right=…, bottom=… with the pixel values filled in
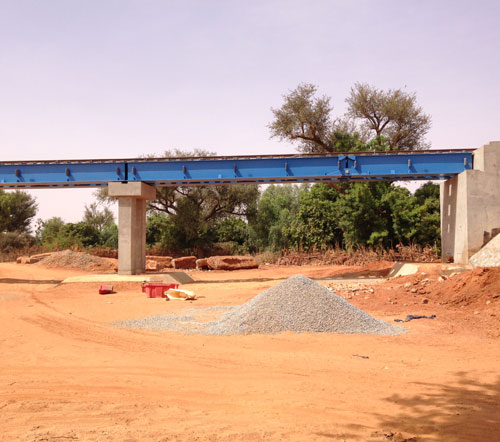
left=1, top=262, right=499, bottom=441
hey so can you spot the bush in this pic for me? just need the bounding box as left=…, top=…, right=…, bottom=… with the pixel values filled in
left=0, top=231, right=36, bottom=262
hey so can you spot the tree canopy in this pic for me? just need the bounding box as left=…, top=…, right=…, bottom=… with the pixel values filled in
left=97, top=149, right=259, bottom=254
left=269, top=82, right=431, bottom=153
left=0, top=190, right=37, bottom=233
left=346, top=82, right=431, bottom=150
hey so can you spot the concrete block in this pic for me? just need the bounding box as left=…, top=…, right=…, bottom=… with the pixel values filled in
left=441, top=141, right=500, bottom=263
left=108, top=182, right=156, bottom=200
left=172, top=256, right=197, bottom=269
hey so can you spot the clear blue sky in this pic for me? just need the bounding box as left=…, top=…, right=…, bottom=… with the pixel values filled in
left=1, top=0, right=499, bottom=223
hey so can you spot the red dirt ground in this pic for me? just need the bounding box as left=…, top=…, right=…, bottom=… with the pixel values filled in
left=1, top=261, right=499, bottom=441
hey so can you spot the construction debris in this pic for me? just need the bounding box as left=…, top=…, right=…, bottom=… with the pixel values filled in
left=166, top=288, right=196, bottom=301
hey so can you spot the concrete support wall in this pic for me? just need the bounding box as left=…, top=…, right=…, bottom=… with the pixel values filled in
left=108, top=182, right=156, bottom=274
left=441, top=141, right=500, bottom=263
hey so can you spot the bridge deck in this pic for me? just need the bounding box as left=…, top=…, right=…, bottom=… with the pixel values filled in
left=0, top=150, right=473, bottom=189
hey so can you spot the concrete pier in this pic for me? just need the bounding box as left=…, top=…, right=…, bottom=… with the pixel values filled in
left=108, top=182, right=156, bottom=274
left=441, top=141, right=500, bottom=263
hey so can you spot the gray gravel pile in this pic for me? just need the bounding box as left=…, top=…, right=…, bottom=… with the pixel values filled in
left=204, top=275, right=404, bottom=336
left=114, top=314, right=198, bottom=332
left=112, top=306, right=234, bottom=332
left=112, top=275, right=404, bottom=336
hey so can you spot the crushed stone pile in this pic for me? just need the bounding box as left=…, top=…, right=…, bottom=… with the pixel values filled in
left=469, top=233, right=500, bottom=268
left=205, top=275, right=404, bottom=335
left=113, top=275, right=405, bottom=336
left=37, top=250, right=116, bottom=271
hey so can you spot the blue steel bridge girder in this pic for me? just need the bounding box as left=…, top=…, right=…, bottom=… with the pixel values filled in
left=0, top=151, right=473, bottom=189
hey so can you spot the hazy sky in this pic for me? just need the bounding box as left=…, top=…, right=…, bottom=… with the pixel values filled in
left=1, top=0, right=499, bottom=223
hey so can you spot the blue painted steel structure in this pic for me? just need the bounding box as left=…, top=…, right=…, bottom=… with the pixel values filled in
left=0, top=150, right=473, bottom=189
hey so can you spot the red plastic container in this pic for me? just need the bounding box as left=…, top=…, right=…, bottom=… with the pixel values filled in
left=99, top=285, right=113, bottom=295
left=141, top=283, right=179, bottom=298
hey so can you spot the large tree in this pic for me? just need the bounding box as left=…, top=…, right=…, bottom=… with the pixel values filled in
left=346, top=82, right=431, bottom=150
left=269, top=82, right=431, bottom=153
left=0, top=190, right=37, bottom=233
left=99, top=149, right=259, bottom=253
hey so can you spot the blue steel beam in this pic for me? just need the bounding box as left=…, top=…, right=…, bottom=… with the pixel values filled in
left=0, top=151, right=473, bottom=189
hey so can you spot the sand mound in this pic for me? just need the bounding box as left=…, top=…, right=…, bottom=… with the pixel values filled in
left=432, top=267, right=500, bottom=306
left=38, top=250, right=116, bottom=272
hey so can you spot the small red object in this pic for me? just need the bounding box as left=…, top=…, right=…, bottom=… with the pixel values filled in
left=141, top=283, right=179, bottom=298
left=99, top=285, right=113, bottom=295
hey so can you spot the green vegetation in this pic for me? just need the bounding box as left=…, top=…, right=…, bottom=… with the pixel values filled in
left=0, top=190, right=37, bottom=233
left=0, top=84, right=441, bottom=258
left=0, top=190, right=37, bottom=254
left=0, top=182, right=441, bottom=257
left=35, top=203, right=117, bottom=250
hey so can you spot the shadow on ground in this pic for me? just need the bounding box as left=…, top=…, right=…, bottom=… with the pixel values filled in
left=374, top=372, right=500, bottom=441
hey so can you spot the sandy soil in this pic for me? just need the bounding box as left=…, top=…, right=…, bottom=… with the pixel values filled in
left=1, top=261, right=499, bottom=442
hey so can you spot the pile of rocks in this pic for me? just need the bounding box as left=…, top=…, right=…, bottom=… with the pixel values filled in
left=35, top=250, right=116, bottom=271
left=205, top=275, right=404, bottom=336
left=147, top=255, right=258, bottom=271
left=16, top=252, right=53, bottom=264
left=114, top=275, right=405, bottom=336
left=327, top=282, right=375, bottom=300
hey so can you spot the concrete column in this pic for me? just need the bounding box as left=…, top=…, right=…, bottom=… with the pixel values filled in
left=441, top=141, right=500, bottom=263
left=108, top=182, right=156, bottom=274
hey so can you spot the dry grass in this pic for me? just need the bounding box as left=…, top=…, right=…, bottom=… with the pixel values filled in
left=275, top=244, right=439, bottom=266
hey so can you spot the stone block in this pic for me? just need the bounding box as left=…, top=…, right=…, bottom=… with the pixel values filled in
left=196, top=258, right=209, bottom=270
left=207, top=255, right=258, bottom=270
left=146, top=256, right=173, bottom=269
left=30, top=252, right=53, bottom=260
left=172, top=256, right=197, bottom=269
left=145, top=259, right=158, bottom=271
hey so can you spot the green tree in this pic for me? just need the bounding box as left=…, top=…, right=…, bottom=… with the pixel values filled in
left=284, top=183, right=343, bottom=249
left=249, top=185, right=299, bottom=251
left=333, top=183, right=390, bottom=248
left=379, top=185, right=420, bottom=244
left=37, top=209, right=118, bottom=250
left=146, top=213, right=171, bottom=247
left=413, top=182, right=441, bottom=247
left=346, top=82, right=431, bottom=150
left=0, top=190, right=37, bottom=233
left=269, top=82, right=430, bottom=153
left=268, top=83, right=336, bottom=153
left=83, top=202, right=114, bottom=234
left=62, top=222, right=100, bottom=248
left=82, top=202, right=117, bottom=247
left=36, top=216, right=65, bottom=244
left=99, top=149, right=259, bottom=254
left=215, top=217, right=249, bottom=245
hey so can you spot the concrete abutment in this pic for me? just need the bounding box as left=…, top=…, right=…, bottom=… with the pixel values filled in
left=441, top=141, right=500, bottom=263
